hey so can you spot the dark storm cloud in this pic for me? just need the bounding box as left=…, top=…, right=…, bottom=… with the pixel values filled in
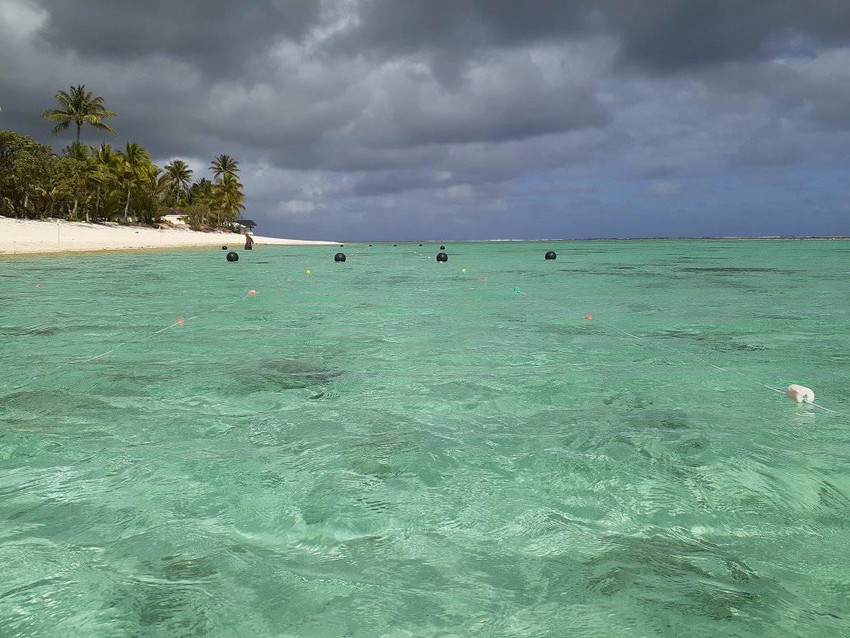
left=359, top=81, right=608, bottom=148
left=335, top=0, right=850, bottom=73
left=336, top=0, right=592, bottom=52
left=3, top=0, right=850, bottom=239
left=608, top=0, right=850, bottom=72
left=40, top=0, right=321, bottom=78
left=347, top=171, right=448, bottom=197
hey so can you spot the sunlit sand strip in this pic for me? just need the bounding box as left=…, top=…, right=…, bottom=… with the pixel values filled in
left=0, top=216, right=337, bottom=255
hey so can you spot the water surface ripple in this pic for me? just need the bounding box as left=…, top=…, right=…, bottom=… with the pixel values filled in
left=1, top=240, right=848, bottom=636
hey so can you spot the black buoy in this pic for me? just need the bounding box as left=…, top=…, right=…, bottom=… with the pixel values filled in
left=545, top=251, right=557, bottom=260
left=221, top=245, right=228, bottom=250
left=436, top=252, right=448, bottom=262
left=440, top=245, right=446, bottom=250
left=340, top=244, right=344, bottom=247
left=334, top=252, right=346, bottom=262
left=419, top=243, right=423, bottom=246
left=369, top=244, right=373, bottom=247
left=393, top=244, right=397, bottom=247
left=226, top=251, right=239, bottom=262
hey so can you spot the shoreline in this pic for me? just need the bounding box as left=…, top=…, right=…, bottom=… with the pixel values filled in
left=3, top=218, right=847, bottom=256
left=0, top=217, right=338, bottom=256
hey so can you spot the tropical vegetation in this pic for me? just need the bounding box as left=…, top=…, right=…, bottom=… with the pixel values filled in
left=41, top=85, right=116, bottom=144
left=0, top=85, right=246, bottom=231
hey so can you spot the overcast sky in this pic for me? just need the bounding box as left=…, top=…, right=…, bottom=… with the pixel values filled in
left=2, top=1, right=850, bottom=240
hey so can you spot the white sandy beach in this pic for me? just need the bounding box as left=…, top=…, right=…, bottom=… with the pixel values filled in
left=0, top=217, right=337, bottom=255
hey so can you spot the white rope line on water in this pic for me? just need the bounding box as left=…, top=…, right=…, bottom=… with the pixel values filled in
left=0, top=322, right=53, bottom=336
left=22, top=322, right=52, bottom=335
left=3, top=264, right=316, bottom=398
left=1, top=294, right=249, bottom=396
left=590, top=316, right=842, bottom=415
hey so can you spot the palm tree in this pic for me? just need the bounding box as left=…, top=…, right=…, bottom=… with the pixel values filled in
left=92, top=142, right=118, bottom=169
left=210, top=154, right=239, bottom=181
left=164, top=159, right=193, bottom=206
left=138, top=169, right=171, bottom=224
left=212, top=173, right=245, bottom=228
left=91, top=143, right=122, bottom=220
left=61, top=142, right=89, bottom=220
left=118, top=142, right=151, bottom=221
left=184, top=178, right=213, bottom=227
left=42, top=85, right=116, bottom=144
left=79, top=153, right=107, bottom=222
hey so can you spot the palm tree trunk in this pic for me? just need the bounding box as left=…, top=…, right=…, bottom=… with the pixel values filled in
left=76, top=122, right=81, bottom=144
left=124, top=186, right=130, bottom=222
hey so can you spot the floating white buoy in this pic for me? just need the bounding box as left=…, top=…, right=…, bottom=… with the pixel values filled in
left=786, top=384, right=815, bottom=403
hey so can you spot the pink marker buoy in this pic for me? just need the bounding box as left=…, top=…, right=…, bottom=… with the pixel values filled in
left=248, top=290, right=257, bottom=296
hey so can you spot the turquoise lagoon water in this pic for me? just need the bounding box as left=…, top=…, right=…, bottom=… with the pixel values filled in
left=0, top=240, right=848, bottom=637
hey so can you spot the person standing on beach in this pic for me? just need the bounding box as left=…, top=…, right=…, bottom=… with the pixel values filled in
left=244, top=233, right=254, bottom=250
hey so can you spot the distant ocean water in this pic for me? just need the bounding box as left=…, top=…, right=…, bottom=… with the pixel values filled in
left=0, top=240, right=848, bottom=636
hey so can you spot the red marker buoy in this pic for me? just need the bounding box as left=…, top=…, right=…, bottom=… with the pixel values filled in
left=248, top=290, right=256, bottom=296
left=584, top=314, right=592, bottom=321
left=177, top=317, right=185, bottom=324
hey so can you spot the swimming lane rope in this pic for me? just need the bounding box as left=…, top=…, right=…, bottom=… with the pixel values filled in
left=1, top=292, right=251, bottom=398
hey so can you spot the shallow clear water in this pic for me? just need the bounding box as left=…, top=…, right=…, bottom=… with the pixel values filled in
left=1, top=240, right=848, bottom=637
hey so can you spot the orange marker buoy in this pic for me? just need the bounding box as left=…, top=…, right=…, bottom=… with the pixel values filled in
left=177, top=317, right=185, bottom=324
left=248, top=290, right=257, bottom=296
left=584, top=314, right=592, bottom=321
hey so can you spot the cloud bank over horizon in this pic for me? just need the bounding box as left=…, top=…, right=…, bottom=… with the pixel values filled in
left=2, top=0, right=849, bottom=240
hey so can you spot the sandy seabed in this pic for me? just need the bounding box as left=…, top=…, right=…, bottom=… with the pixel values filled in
left=0, top=217, right=337, bottom=256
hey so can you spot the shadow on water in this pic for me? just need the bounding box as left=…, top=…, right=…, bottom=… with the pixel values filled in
left=0, top=325, right=60, bottom=336
left=654, top=329, right=768, bottom=352
left=559, top=268, right=673, bottom=278
left=678, top=267, right=798, bottom=275
left=752, top=313, right=811, bottom=321
left=583, top=528, right=843, bottom=631
left=2, top=389, right=117, bottom=414
left=622, top=409, right=690, bottom=430
left=585, top=530, right=766, bottom=619
left=120, top=555, right=219, bottom=636
left=817, top=481, right=850, bottom=525
left=240, top=358, right=341, bottom=392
